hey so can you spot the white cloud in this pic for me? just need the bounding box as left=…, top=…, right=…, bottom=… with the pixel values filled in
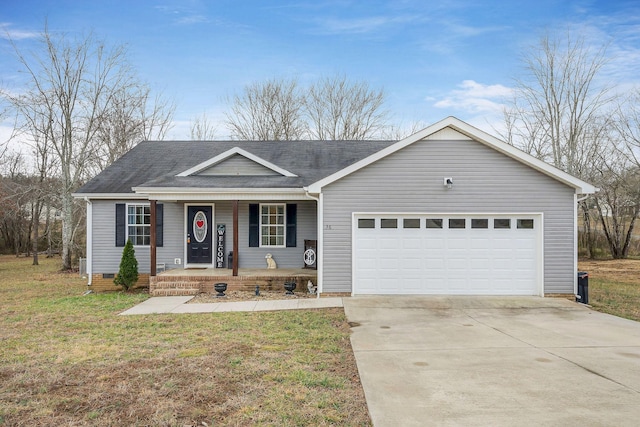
left=0, top=23, right=38, bottom=40
left=427, top=80, right=514, bottom=137
left=433, top=80, right=512, bottom=114
left=315, top=14, right=418, bottom=35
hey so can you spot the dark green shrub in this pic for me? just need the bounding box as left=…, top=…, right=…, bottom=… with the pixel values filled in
left=114, top=239, right=139, bottom=291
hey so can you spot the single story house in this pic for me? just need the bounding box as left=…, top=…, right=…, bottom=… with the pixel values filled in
left=73, top=116, right=596, bottom=296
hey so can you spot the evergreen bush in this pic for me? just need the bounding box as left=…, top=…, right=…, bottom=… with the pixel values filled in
left=114, top=239, right=139, bottom=291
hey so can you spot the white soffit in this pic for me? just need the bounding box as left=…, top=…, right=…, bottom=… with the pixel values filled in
left=424, top=127, right=472, bottom=141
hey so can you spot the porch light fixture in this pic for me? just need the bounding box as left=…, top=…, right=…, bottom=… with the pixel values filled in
left=444, top=177, right=453, bottom=189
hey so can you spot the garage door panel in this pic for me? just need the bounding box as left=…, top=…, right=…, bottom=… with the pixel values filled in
left=354, top=215, right=540, bottom=295
left=402, top=278, right=424, bottom=291
left=425, top=239, right=445, bottom=250
left=447, top=238, right=468, bottom=249
left=401, top=237, right=423, bottom=249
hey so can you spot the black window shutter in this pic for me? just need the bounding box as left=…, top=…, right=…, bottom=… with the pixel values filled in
left=115, top=203, right=126, bottom=247
left=156, top=203, right=164, bottom=247
left=286, top=204, right=297, bottom=247
left=249, top=204, right=259, bottom=247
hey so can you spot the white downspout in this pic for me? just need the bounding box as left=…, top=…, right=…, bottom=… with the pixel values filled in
left=304, top=190, right=322, bottom=298
left=84, top=197, right=93, bottom=286
left=574, top=193, right=590, bottom=297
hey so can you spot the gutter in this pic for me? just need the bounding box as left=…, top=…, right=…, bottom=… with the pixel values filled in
left=84, top=197, right=93, bottom=287
left=304, top=189, right=322, bottom=298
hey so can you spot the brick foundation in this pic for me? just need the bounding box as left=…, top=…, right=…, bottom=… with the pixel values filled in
left=89, top=273, right=149, bottom=292
left=149, top=274, right=318, bottom=296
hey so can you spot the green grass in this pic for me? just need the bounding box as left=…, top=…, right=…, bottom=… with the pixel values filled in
left=0, top=256, right=370, bottom=426
left=578, top=259, right=640, bottom=322
left=589, top=278, right=640, bottom=322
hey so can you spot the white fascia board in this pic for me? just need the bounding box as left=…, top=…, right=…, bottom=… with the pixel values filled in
left=176, top=146, right=297, bottom=177
left=307, top=116, right=597, bottom=195
left=132, top=187, right=308, bottom=201
left=442, top=119, right=598, bottom=194
left=72, top=192, right=143, bottom=200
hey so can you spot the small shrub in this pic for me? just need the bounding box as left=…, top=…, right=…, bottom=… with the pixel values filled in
left=114, top=240, right=139, bottom=291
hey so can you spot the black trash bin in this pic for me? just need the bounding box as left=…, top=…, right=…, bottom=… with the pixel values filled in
left=577, top=271, right=589, bottom=304
left=227, top=251, right=234, bottom=269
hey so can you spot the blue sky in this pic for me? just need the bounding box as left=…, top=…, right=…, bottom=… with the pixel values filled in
left=2, top=0, right=640, bottom=140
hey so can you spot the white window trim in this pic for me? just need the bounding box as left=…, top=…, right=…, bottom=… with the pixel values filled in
left=259, top=203, right=286, bottom=248
left=126, top=203, right=151, bottom=247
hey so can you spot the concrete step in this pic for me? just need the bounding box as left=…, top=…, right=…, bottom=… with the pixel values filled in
left=151, top=288, right=200, bottom=297
left=151, top=281, right=202, bottom=289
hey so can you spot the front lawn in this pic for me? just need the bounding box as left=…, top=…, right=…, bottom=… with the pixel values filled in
left=578, top=259, right=640, bottom=322
left=0, top=256, right=370, bottom=426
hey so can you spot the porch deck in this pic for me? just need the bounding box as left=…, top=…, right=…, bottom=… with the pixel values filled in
left=150, top=268, right=318, bottom=296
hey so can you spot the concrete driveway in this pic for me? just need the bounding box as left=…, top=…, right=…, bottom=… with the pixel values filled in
left=343, top=296, right=640, bottom=427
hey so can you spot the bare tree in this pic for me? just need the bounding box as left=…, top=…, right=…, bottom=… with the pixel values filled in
left=589, top=146, right=640, bottom=259
left=379, top=120, right=428, bottom=140
left=1, top=24, right=168, bottom=270
left=225, top=78, right=306, bottom=140
left=306, top=75, right=388, bottom=140
left=502, top=30, right=626, bottom=258
left=190, top=113, right=218, bottom=140
left=0, top=153, right=31, bottom=256
left=613, top=89, right=640, bottom=168
left=503, top=30, right=613, bottom=175
left=28, top=110, right=57, bottom=265
left=90, top=85, right=175, bottom=173
left=224, top=75, right=389, bottom=141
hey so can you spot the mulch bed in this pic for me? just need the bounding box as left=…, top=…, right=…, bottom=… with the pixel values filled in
left=188, top=289, right=317, bottom=303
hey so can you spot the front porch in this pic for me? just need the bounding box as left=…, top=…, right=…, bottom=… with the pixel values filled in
left=150, top=268, right=318, bottom=296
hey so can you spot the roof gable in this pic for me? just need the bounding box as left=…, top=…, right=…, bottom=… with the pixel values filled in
left=176, top=147, right=297, bottom=178
left=306, top=116, right=597, bottom=194
left=195, top=153, right=281, bottom=176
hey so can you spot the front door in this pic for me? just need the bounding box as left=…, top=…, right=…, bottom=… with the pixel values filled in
left=187, top=206, right=213, bottom=265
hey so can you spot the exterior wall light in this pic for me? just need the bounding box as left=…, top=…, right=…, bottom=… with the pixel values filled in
left=444, top=177, right=453, bottom=189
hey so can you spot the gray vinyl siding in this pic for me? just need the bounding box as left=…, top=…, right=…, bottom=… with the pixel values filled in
left=92, top=200, right=184, bottom=274
left=92, top=200, right=151, bottom=274
left=237, top=200, right=317, bottom=268
left=90, top=199, right=316, bottom=274
left=158, top=202, right=184, bottom=269
left=321, top=138, right=576, bottom=294
left=199, top=154, right=280, bottom=176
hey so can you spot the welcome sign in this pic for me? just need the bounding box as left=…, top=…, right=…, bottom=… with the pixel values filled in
left=216, top=224, right=226, bottom=268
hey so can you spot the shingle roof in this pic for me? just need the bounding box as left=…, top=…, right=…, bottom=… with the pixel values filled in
left=75, top=140, right=394, bottom=194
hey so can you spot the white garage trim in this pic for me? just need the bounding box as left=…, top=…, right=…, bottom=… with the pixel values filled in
left=351, top=212, right=544, bottom=296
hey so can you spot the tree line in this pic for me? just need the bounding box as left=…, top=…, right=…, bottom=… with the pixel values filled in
left=1, top=24, right=638, bottom=269
left=502, top=31, right=640, bottom=259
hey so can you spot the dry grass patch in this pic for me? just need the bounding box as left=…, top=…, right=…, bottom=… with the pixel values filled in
left=578, top=259, right=640, bottom=322
left=0, top=256, right=370, bottom=426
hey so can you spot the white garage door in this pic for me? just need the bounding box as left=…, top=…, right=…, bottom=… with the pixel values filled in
left=353, top=215, right=541, bottom=295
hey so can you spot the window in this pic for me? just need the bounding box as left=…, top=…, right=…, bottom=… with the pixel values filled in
left=260, top=204, right=285, bottom=247
left=403, top=218, right=421, bottom=229
left=494, top=219, right=511, bottom=229
left=426, top=219, right=443, bottom=229
left=517, top=219, right=534, bottom=229
left=127, top=204, right=150, bottom=245
left=449, top=218, right=466, bottom=229
left=471, top=219, right=489, bottom=229
left=381, top=218, right=398, bottom=229
left=358, top=218, right=375, bottom=229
